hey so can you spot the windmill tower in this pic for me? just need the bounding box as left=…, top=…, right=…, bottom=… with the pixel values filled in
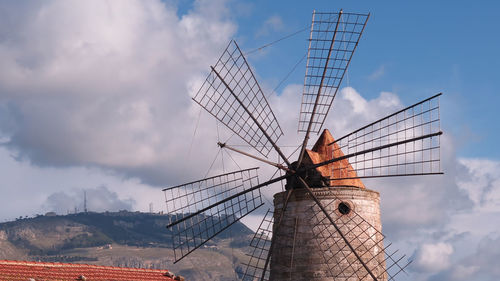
left=163, top=10, right=442, bottom=281
left=270, top=129, right=387, bottom=281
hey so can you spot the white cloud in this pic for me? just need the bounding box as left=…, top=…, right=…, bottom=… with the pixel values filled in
left=457, top=158, right=500, bottom=211
left=256, top=15, right=285, bottom=37
left=426, top=235, right=500, bottom=281
left=0, top=2, right=416, bottom=217
left=0, top=2, right=499, bottom=280
left=269, top=85, right=474, bottom=242
left=0, top=0, right=236, bottom=186
left=414, top=242, right=454, bottom=272
left=342, top=87, right=368, bottom=113
left=0, top=145, right=164, bottom=221
left=43, top=185, right=134, bottom=214
left=328, top=87, right=402, bottom=137
left=449, top=265, right=480, bottom=280
left=368, top=64, right=386, bottom=80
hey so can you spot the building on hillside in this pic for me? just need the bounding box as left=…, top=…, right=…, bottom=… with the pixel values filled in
left=0, top=260, right=184, bottom=281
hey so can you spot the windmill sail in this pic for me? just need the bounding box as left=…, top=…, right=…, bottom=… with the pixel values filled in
left=328, top=93, right=442, bottom=181
left=164, top=8, right=442, bottom=279
left=194, top=40, right=285, bottom=159
left=308, top=201, right=411, bottom=280
left=163, top=168, right=263, bottom=262
left=240, top=201, right=411, bottom=281
left=298, top=11, right=369, bottom=134
left=240, top=209, right=274, bottom=281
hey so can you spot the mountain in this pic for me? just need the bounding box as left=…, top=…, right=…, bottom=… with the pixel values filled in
left=0, top=211, right=256, bottom=280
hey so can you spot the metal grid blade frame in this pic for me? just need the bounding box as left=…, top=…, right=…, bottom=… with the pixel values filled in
left=330, top=93, right=442, bottom=180
left=239, top=209, right=274, bottom=281
left=299, top=11, right=369, bottom=134
left=308, top=200, right=411, bottom=280
left=194, top=40, right=284, bottom=157
left=164, top=168, right=263, bottom=262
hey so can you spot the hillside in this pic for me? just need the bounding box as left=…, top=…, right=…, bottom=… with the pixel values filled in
left=0, top=211, right=256, bottom=280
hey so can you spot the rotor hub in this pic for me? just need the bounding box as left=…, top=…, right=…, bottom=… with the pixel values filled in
left=285, top=161, right=329, bottom=190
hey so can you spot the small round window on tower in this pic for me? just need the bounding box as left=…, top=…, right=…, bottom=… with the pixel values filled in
left=338, top=202, right=351, bottom=215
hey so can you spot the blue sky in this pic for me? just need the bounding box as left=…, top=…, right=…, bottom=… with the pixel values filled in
left=0, top=1, right=499, bottom=280
left=210, top=0, right=500, bottom=159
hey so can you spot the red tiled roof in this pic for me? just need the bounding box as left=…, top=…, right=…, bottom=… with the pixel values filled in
left=0, top=260, right=177, bottom=281
left=306, top=129, right=365, bottom=188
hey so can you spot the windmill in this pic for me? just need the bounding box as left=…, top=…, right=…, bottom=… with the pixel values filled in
left=163, top=10, right=442, bottom=281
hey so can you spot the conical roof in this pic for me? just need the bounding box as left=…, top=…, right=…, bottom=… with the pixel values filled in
left=305, top=129, right=365, bottom=188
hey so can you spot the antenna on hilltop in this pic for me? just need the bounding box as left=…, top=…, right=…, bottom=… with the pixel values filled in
left=84, top=191, right=88, bottom=213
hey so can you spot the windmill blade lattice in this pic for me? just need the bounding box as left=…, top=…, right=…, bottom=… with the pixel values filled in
left=240, top=207, right=305, bottom=281
left=329, top=93, right=442, bottom=181
left=239, top=209, right=274, bottom=281
left=299, top=11, right=369, bottom=134
left=162, top=8, right=443, bottom=280
left=194, top=40, right=284, bottom=157
left=163, top=168, right=263, bottom=263
left=308, top=201, right=411, bottom=280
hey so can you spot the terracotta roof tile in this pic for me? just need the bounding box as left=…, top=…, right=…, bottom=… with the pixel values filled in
left=0, top=260, right=177, bottom=281
left=306, top=129, right=365, bottom=188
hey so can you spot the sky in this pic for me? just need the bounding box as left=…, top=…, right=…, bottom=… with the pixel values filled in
left=0, top=1, right=499, bottom=280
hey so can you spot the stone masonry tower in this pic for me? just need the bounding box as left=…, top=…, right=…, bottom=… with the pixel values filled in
left=270, top=129, right=386, bottom=281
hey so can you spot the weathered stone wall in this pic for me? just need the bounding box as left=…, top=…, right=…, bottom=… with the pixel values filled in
left=270, top=187, right=386, bottom=281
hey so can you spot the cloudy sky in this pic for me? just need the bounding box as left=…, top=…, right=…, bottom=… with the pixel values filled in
left=0, top=1, right=499, bottom=280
